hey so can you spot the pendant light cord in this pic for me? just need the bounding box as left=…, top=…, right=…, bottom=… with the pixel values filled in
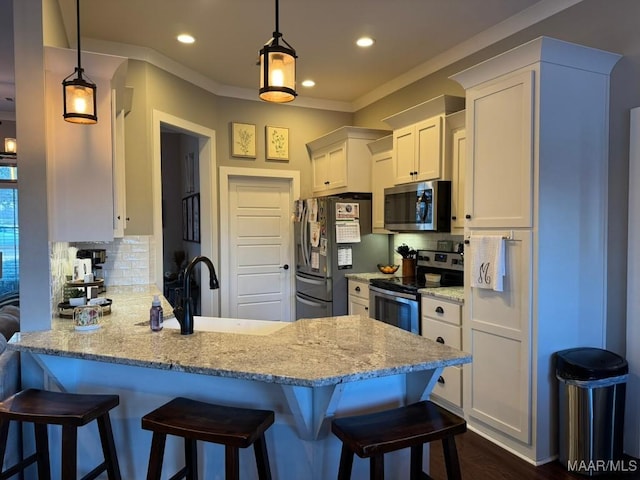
left=274, top=0, right=279, bottom=35
left=76, top=0, right=82, bottom=74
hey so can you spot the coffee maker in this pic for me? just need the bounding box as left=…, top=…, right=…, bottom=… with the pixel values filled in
left=77, top=249, right=107, bottom=293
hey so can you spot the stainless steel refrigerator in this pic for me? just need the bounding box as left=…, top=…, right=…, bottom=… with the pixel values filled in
left=295, top=193, right=389, bottom=319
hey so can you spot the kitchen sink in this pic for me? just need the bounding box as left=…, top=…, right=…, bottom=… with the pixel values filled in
left=163, top=316, right=290, bottom=335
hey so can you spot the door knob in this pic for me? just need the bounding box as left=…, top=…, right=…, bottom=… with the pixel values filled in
left=281, top=264, right=289, bottom=270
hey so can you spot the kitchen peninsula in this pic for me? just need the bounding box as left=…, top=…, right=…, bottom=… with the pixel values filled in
left=8, top=286, right=470, bottom=479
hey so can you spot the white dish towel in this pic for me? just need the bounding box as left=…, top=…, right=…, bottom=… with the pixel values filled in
left=470, top=235, right=506, bottom=292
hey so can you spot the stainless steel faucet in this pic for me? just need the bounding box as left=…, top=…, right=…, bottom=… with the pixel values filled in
left=173, top=255, right=220, bottom=335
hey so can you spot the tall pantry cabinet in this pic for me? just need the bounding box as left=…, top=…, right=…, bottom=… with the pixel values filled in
left=451, top=36, right=620, bottom=463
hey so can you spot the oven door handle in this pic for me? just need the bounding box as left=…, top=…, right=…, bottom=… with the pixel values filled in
left=369, top=285, right=418, bottom=302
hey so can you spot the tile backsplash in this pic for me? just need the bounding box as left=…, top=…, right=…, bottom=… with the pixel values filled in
left=50, top=236, right=156, bottom=307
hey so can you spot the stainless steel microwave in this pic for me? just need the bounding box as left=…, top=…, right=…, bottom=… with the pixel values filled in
left=383, top=180, right=451, bottom=232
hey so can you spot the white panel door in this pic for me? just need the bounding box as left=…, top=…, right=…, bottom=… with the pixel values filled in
left=228, top=177, right=292, bottom=321
left=464, top=229, right=532, bottom=443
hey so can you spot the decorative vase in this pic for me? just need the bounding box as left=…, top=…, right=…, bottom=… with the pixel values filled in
left=402, top=258, right=416, bottom=278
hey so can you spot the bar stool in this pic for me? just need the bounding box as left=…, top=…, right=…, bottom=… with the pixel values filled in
left=0, top=388, right=122, bottom=480
left=141, top=397, right=274, bottom=480
left=331, top=400, right=466, bottom=480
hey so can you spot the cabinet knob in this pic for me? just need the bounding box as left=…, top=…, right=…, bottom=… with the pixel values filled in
left=435, top=306, right=444, bottom=314
left=438, top=376, right=445, bottom=385
left=365, top=307, right=368, bottom=311
left=117, top=215, right=121, bottom=220
left=324, top=181, right=330, bottom=185
left=436, top=336, right=445, bottom=344
left=451, top=216, right=457, bottom=220
left=355, top=286, right=361, bottom=292
left=464, top=239, right=470, bottom=245
left=280, top=264, right=289, bottom=270
left=465, top=214, right=471, bottom=219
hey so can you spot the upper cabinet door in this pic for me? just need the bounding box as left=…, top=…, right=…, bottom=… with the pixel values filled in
left=414, top=116, right=443, bottom=182
left=393, top=126, right=416, bottom=184
left=465, top=70, right=534, bottom=229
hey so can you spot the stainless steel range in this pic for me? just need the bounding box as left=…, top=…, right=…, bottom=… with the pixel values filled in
left=369, top=249, right=464, bottom=334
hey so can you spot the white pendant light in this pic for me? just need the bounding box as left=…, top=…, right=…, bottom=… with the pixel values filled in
left=259, top=0, right=297, bottom=103
left=62, top=0, right=97, bottom=124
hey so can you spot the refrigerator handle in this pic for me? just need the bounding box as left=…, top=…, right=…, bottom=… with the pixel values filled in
left=301, top=202, right=310, bottom=266
left=295, top=274, right=326, bottom=286
left=296, top=294, right=324, bottom=307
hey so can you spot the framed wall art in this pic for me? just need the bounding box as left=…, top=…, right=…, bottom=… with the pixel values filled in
left=266, top=126, right=289, bottom=161
left=231, top=122, right=256, bottom=158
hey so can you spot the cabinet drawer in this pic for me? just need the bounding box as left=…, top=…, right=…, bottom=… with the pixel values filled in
left=432, top=366, right=462, bottom=407
left=421, top=296, right=461, bottom=325
left=421, top=318, right=461, bottom=350
left=348, top=280, right=369, bottom=300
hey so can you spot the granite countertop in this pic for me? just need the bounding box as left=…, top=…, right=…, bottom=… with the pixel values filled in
left=9, top=285, right=470, bottom=388
left=419, top=286, right=464, bottom=304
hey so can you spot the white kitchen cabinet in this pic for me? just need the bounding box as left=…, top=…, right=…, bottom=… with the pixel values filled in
left=451, top=36, right=621, bottom=462
left=446, top=111, right=465, bottom=233
left=307, top=127, right=390, bottom=195
left=464, top=70, right=533, bottom=228
left=348, top=279, right=370, bottom=317
left=45, top=46, right=128, bottom=242
left=383, top=95, right=465, bottom=185
left=420, top=295, right=463, bottom=411
left=367, top=135, right=393, bottom=233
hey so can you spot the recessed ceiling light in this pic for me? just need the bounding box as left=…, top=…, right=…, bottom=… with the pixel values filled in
left=356, top=37, right=375, bottom=48
left=177, top=34, right=195, bottom=44
left=301, top=80, right=315, bottom=88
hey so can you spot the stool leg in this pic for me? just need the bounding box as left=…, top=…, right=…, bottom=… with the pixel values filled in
left=0, top=419, right=10, bottom=470
left=184, top=438, right=198, bottom=480
left=224, top=445, right=239, bottom=480
left=33, top=424, right=51, bottom=480
left=369, top=454, right=384, bottom=480
left=410, top=444, right=423, bottom=480
left=253, top=435, right=272, bottom=480
left=61, top=425, right=77, bottom=480
left=441, top=436, right=462, bottom=480
left=146, top=432, right=166, bottom=480
left=96, top=413, right=122, bottom=480
left=337, top=444, right=354, bottom=480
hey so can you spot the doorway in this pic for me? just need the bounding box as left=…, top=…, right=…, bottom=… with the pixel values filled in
left=152, top=110, right=218, bottom=316
left=160, top=130, right=201, bottom=310
left=219, top=167, right=299, bottom=320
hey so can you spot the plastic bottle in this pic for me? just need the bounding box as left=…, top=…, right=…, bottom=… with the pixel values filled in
left=150, top=295, right=163, bottom=331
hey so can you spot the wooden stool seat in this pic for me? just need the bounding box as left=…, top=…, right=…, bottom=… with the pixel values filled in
left=331, top=400, right=466, bottom=480
left=0, top=388, right=122, bottom=480
left=142, top=397, right=275, bottom=480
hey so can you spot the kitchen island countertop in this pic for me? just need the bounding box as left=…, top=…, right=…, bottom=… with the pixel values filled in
left=9, top=285, right=470, bottom=388
left=9, top=285, right=471, bottom=478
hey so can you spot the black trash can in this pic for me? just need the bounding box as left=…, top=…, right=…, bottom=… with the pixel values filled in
left=556, top=347, right=628, bottom=476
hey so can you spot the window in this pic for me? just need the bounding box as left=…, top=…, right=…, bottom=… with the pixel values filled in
left=0, top=154, right=18, bottom=296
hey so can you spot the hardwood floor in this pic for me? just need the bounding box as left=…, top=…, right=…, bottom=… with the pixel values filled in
left=429, top=430, right=640, bottom=479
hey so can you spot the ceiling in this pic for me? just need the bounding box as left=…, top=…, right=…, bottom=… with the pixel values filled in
left=2, top=0, right=584, bottom=115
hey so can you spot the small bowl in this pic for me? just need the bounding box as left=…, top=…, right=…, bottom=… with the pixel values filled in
left=425, top=273, right=441, bottom=285
left=377, top=264, right=400, bottom=274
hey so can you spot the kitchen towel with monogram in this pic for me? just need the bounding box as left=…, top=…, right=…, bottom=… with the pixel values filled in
left=470, top=235, right=505, bottom=291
